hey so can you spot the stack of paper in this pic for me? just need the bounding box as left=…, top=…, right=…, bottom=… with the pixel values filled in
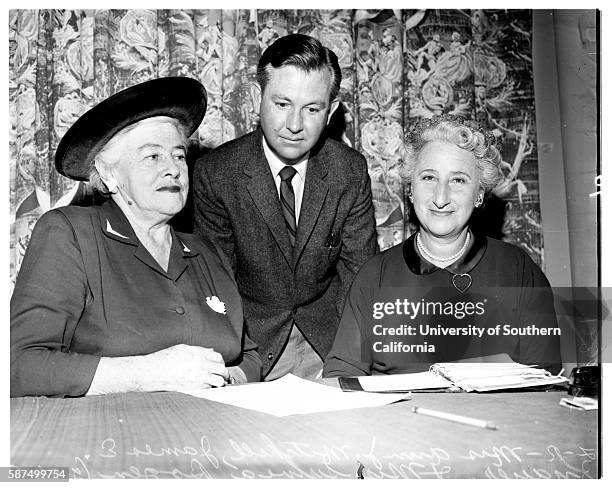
left=345, top=354, right=567, bottom=393
left=430, top=361, right=567, bottom=392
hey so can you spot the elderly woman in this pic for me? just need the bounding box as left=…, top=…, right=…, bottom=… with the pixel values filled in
left=324, top=114, right=561, bottom=377
left=11, top=77, right=261, bottom=397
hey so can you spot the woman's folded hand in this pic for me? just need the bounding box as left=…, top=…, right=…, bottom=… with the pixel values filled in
left=87, top=344, right=230, bottom=395
left=143, top=344, right=229, bottom=391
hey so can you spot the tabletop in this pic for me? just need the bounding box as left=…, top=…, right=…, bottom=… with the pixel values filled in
left=11, top=383, right=599, bottom=479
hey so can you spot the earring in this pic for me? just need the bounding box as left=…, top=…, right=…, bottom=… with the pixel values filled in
left=408, top=190, right=413, bottom=203
left=475, top=195, right=484, bottom=208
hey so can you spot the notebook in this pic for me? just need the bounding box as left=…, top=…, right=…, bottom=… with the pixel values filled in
left=339, top=354, right=568, bottom=393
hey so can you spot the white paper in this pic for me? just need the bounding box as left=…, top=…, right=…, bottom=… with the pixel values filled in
left=358, top=371, right=453, bottom=392
left=180, top=374, right=410, bottom=416
left=559, top=396, right=598, bottom=411
left=456, top=375, right=568, bottom=392
left=432, top=358, right=568, bottom=392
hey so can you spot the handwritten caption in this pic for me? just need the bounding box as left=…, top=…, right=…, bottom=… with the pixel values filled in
left=69, top=435, right=596, bottom=479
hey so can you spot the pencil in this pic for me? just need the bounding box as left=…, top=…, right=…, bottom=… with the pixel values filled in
left=412, top=406, right=498, bottom=430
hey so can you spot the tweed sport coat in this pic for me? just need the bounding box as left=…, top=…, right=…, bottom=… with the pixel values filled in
left=193, top=128, right=378, bottom=376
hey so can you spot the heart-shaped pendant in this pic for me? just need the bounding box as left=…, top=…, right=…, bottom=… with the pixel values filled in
left=452, top=273, right=472, bottom=292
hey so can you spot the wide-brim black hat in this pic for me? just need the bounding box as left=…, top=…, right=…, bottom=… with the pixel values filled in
left=55, top=76, right=207, bottom=181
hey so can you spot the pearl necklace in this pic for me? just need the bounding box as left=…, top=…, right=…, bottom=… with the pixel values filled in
left=416, top=231, right=471, bottom=263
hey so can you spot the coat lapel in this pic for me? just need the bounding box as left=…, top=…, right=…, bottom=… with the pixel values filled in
left=293, top=146, right=329, bottom=265
left=99, top=199, right=178, bottom=277
left=99, top=199, right=138, bottom=246
left=244, top=133, right=294, bottom=267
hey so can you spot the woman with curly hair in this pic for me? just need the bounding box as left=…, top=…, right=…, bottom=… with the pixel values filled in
left=324, top=114, right=561, bottom=377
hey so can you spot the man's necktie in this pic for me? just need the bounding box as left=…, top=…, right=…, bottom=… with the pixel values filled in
left=279, top=166, right=297, bottom=246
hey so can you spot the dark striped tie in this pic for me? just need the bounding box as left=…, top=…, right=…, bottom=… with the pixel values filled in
left=279, top=166, right=297, bottom=246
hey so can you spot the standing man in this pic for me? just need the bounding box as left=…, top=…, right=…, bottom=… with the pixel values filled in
left=193, top=34, right=377, bottom=381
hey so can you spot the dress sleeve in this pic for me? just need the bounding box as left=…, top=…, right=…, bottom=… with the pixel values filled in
left=230, top=333, right=262, bottom=382
left=10, top=211, right=100, bottom=397
left=323, top=262, right=375, bottom=377
left=515, top=251, right=562, bottom=373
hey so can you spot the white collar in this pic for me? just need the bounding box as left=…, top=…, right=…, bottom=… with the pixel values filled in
left=262, top=136, right=308, bottom=180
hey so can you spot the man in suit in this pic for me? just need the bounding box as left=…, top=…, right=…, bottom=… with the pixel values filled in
left=193, top=34, right=378, bottom=381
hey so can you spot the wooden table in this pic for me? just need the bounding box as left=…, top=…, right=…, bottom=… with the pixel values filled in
left=11, top=385, right=599, bottom=479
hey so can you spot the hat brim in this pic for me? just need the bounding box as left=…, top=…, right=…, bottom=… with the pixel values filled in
left=55, top=77, right=207, bottom=181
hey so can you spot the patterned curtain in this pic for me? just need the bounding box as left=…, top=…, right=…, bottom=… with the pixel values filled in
left=9, top=9, right=542, bottom=290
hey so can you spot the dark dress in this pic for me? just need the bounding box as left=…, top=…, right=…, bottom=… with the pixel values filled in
left=11, top=199, right=261, bottom=397
left=323, top=232, right=562, bottom=377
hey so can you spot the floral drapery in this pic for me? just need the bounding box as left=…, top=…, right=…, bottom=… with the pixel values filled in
left=9, top=9, right=542, bottom=288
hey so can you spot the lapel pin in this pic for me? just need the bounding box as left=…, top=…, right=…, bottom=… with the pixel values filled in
left=206, top=296, right=226, bottom=314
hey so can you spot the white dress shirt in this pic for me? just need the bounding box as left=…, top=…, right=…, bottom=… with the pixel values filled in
left=262, top=136, right=308, bottom=224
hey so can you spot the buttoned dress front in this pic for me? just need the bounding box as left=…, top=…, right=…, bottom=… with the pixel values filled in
left=11, top=199, right=261, bottom=397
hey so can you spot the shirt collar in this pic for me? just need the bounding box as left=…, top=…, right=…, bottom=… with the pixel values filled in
left=262, top=135, right=308, bottom=181
left=402, top=230, right=487, bottom=275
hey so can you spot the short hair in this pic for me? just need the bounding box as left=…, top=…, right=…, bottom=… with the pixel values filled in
left=403, top=114, right=504, bottom=193
left=88, top=164, right=110, bottom=194
left=87, top=116, right=188, bottom=194
left=256, top=33, right=342, bottom=102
